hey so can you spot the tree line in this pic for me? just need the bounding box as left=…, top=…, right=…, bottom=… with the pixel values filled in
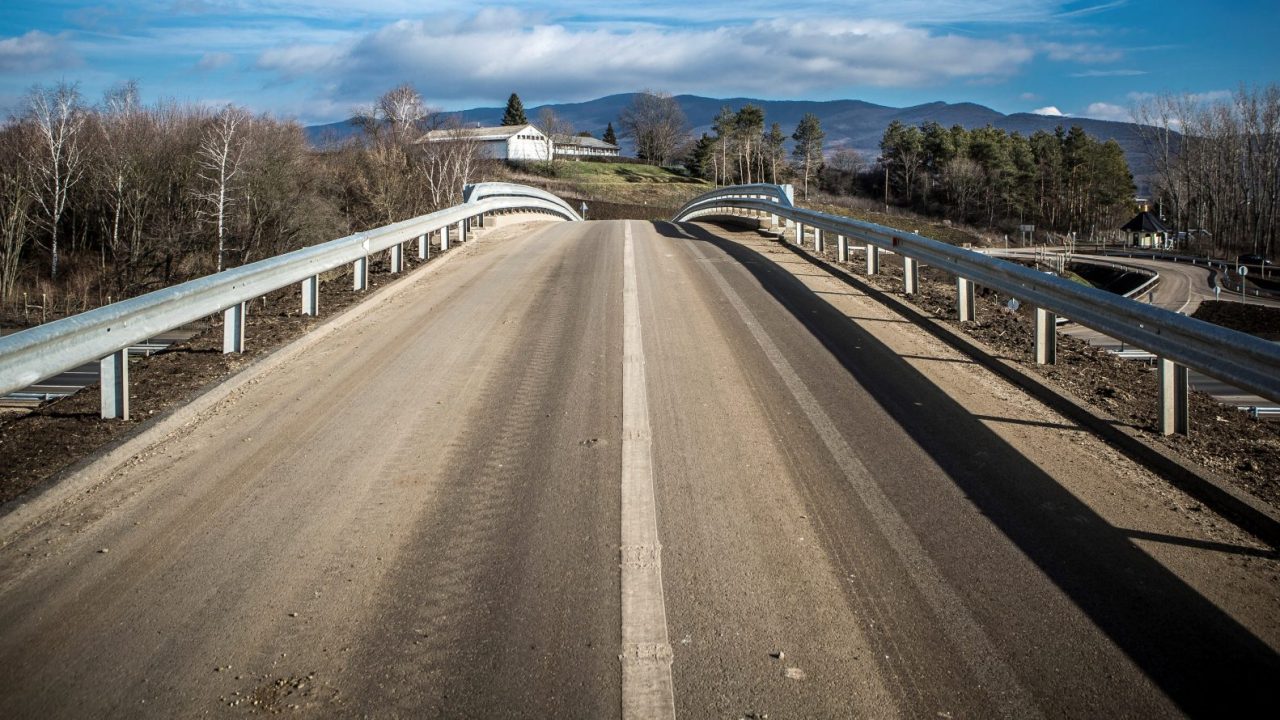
left=0, top=81, right=496, bottom=316
left=1134, top=84, right=1279, bottom=260
left=616, top=93, right=1140, bottom=238
left=878, top=120, right=1135, bottom=237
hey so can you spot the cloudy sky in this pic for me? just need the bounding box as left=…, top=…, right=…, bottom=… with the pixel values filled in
left=1, top=1, right=1274, bottom=124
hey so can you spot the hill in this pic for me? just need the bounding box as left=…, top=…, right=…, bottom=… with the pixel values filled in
left=305, top=94, right=1161, bottom=191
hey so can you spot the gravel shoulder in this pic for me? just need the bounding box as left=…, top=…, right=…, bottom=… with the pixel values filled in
left=0, top=222, right=549, bottom=509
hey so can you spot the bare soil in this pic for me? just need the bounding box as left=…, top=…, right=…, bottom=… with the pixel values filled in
left=807, top=242, right=1280, bottom=510
left=0, top=248, right=438, bottom=507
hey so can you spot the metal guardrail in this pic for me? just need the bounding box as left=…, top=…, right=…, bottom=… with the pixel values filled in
left=673, top=184, right=1280, bottom=435
left=0, top=183, right=579, bottom=416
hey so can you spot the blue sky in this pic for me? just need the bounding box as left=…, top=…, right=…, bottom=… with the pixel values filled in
left=1, top=1, right=1275, bottom=124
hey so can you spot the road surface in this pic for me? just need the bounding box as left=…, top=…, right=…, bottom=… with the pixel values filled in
left=1, top=220, right=1277, bottom=718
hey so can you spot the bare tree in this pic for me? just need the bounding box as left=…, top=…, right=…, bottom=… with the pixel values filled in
left=619, top=90, right=688, bottom=166
left=0, top=123, right=35, bottom=301
left=94, top=81, right=145, bottom=275
left=378, top=83, right=428, bottom=137
left=23, top=82, right=88, bottom=279
left=196, top=105, right=250, bottom=272
left=418, top=120, right=488, bottom=210
left=1134, top=84, right=1280, bottom=260
left=535, top=107, right=574, bottom=166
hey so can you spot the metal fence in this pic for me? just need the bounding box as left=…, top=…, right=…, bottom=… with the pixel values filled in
left=674, top=184, right=1280, bottom=435
left=0, top=183, right=580, bottom=419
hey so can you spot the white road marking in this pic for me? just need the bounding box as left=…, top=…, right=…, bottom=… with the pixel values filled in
left=620, top=222, right=677, bottom=719
left=675, top=226, right=1043, bottom=719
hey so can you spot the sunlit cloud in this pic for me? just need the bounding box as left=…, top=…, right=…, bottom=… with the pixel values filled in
left=256, top=14, right=1035, bottom=106
left=0, top=30, right=79, bottom=73
left=1081, top=101, right=1128, bottom=121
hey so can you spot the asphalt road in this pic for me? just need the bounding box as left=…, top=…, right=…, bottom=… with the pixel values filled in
left=0, top=220, right=1277, bottom=718
left=1064, top=253, right=1280, bottom=407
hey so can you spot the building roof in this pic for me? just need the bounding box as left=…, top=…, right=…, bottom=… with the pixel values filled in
left=553, top=135, right=619, bottom=150
left=418, top=124, right=542, bottom=143
left=1120, top=211, right=1171, bottom=233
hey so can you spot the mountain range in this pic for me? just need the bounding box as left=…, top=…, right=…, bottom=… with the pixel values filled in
left=305, top=93, right=1159, bottom=191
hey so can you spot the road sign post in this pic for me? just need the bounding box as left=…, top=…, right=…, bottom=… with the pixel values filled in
left=1239, top=265, right=1248, bottom=304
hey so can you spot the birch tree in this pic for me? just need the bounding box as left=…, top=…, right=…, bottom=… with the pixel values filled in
left=24, top=82, right=88, bottom=279
left=197, top=105, right=250, bottom=272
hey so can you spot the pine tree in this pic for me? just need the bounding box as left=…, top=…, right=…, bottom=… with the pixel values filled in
left=792, top=113, right=825, bottom=200
left=502, top=93, right=527, bottom=126
left=603, top=122, right=617, bottom=146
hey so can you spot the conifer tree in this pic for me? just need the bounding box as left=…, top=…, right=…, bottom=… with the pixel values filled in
left=603, top=122, right=617, bottom=146
left=501, top=93, right=527, bottom=126
left=792, top=113, right=825, bottom=199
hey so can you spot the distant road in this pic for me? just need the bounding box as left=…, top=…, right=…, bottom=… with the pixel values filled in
left=992, top=249, right=1278, bottom=409
left=1, top=221, right=1277, bottom=717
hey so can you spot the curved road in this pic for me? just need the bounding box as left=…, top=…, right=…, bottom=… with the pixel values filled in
left=1072, top=254, right=1280, bottom=407
left=0, top=221, right=1277, bottom=717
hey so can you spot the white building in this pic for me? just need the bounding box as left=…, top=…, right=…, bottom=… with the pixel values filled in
left=553, top=135, right=621, bottom=158
left=418, top=124, right=551, bottom=161
left=419, top=124, right=621, bottom=161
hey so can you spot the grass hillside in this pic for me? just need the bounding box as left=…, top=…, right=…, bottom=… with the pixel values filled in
left=504, top=160, right=712, bottom=210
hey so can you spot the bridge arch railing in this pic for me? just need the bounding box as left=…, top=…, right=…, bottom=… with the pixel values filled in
left=673, top=183, right=1280, bottom=436
left=0, top=183, right=578, bottom=418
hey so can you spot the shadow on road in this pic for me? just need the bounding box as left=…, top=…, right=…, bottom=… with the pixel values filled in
left=654, top=220, right=1279, bottom=716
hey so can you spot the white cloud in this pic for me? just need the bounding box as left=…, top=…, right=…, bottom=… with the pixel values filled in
left=1032, top=105, right=1065, bottom=116
left=1020, top=91, right=1040, bottom=101
left=0, top=30, right=79, bottom=73
left=196, top=52, right=234, bottom=71
left=1040, top=41, right=1123, bottom=63
left=1070, top=69, right=1146, bottom=77
left=1081, top=101, right=1129, bottom=121
left=255, top=13, right=1035, bottom=105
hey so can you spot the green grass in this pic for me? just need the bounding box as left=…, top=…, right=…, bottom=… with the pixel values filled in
left=506, top=160, right=712, bottom=208
left=551, top=161, right=706, bottom=185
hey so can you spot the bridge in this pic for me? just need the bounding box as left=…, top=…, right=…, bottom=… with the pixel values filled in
left=0, top=184, right=1278, bottom=717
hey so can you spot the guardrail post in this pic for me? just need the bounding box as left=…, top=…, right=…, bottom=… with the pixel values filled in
left=796, top=223, right=805, bottom=246
left=957, top=277, right=975, bottom=322
left=1158, top=358, right=1190, bottom=435
left=301, top=275, right=319, bottom=316
left=837, top=235, right=848, bottom=263
left=418, top=233, right=428, bottom=260
left=223, top=301, right=246, bottom=354
left=441, top=226, right=450, bottom=251
left=815, top=227, right=825, bottom=253
left=903, top=257, right=919, bottom=294
left=353, top=256, right=369, bottom=290
left=1034, top=307, right=1057, bottom=364
left=390, top=243, right=404, bottom=273
left=100, top=348, right=128, bottom=420
left=866, top=244, right=880, bottom=274
left=457, top=220, right=466, bottom=244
